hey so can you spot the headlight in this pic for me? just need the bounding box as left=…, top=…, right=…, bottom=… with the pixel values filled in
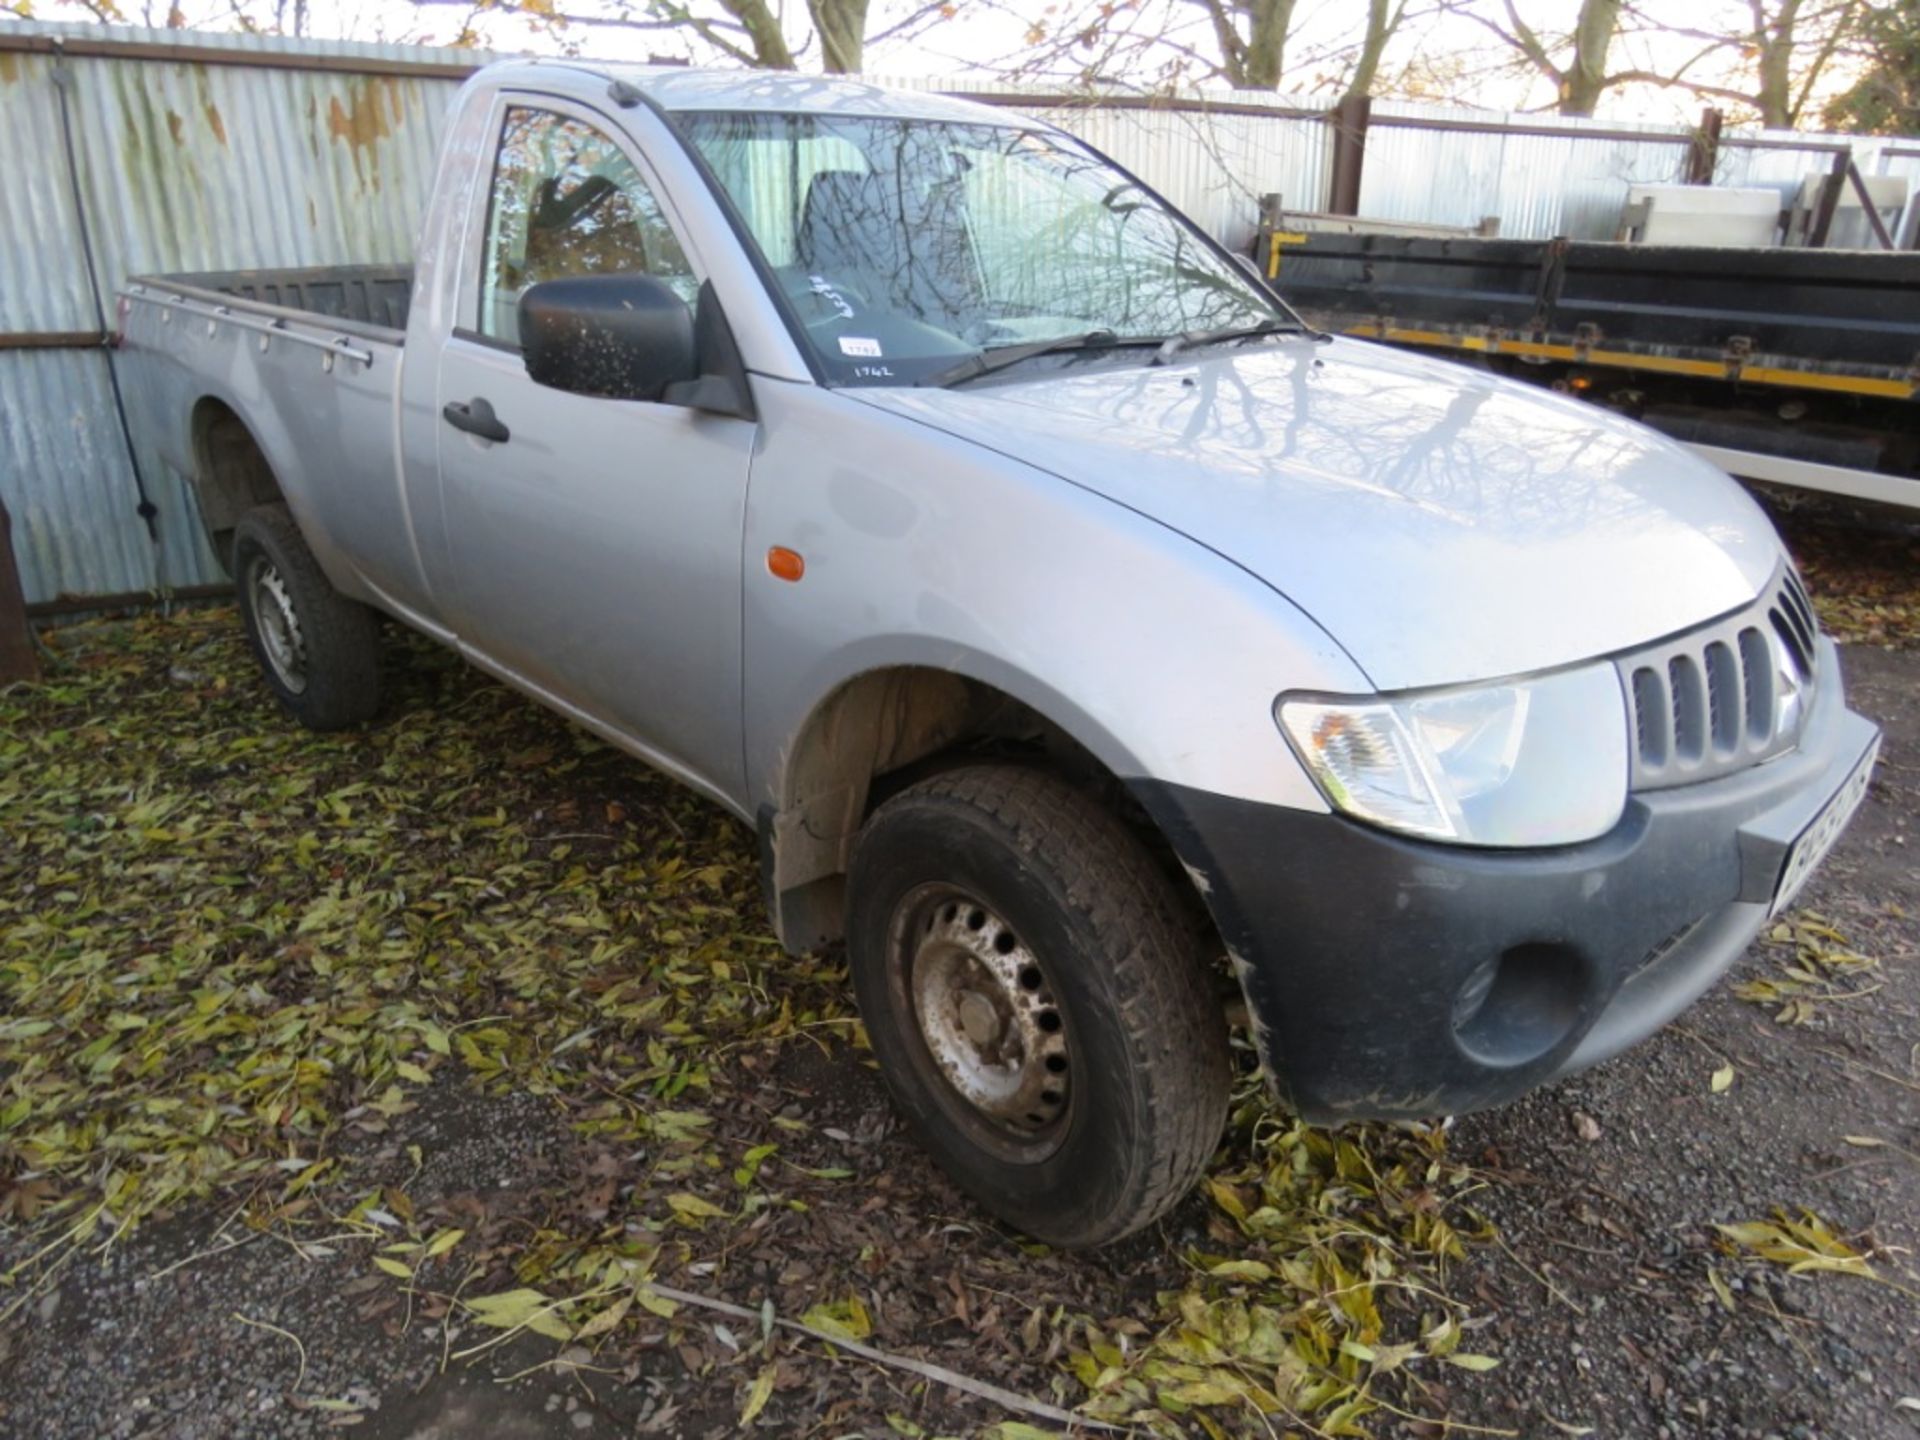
left=1276, top=663, right=1629, bottom=847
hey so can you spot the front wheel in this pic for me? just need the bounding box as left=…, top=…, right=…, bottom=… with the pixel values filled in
left=232, top=504, right=382, bottom=731
left=846, top=764, right=1230, bottom=1248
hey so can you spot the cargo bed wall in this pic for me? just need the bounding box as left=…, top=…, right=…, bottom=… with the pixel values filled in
left=156, top=265, right=416, bottom=336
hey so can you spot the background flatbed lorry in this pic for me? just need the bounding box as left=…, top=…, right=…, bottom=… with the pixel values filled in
left=1267, top=229, right=1920, bottom=513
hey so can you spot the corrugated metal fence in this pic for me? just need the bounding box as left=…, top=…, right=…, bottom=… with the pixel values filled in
left=1360, top=98, right=1920, bottom=243
left=1, top=19, right=1913, bottom=609
left=0, top=22, right=481, bottom=609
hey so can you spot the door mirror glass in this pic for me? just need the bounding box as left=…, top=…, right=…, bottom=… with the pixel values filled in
left=519, top=274, right=697, bottom=401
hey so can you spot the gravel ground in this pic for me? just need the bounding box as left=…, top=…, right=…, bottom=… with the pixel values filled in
left=1445, top=641, right=1920, bottom=1440
left=2, top=519, right=1915, bottom=1439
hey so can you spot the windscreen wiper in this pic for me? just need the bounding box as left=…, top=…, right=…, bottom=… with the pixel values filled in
left=1152, top=318, right=1313, bottom=365
left=921, top=329, right=1162, bottom=388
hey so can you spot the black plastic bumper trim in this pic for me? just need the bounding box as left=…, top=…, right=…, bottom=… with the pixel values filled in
left=1134, top=639, right=1880, bottom=1123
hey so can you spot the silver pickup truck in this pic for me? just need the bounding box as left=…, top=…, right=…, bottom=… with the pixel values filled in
left=119, top=60, right=1881, bottom=1247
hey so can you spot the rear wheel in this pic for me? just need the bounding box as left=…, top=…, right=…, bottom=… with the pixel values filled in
left=232, top=505, right=381, bottom=730
left=846, top=764, right=1229, bottom=1248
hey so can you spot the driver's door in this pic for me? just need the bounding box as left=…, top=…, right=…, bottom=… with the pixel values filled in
left=434, top=95, right=754, bottom=803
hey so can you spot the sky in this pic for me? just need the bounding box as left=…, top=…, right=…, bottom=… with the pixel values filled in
left=3, top=0, right=1868, bottom=130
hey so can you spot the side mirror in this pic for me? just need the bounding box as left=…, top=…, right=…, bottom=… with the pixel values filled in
left=519, top=274, right=697, bottom=402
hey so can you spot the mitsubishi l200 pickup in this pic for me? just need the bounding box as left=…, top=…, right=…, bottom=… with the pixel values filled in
left=117, top=62, right=1882, bottom=1247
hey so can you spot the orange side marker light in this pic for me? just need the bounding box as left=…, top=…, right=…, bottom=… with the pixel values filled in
left=767, top=546, right=805, bottom=583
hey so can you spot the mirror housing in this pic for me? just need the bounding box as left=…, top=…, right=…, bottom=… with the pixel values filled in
left=520, top=274, right=698, bottom=402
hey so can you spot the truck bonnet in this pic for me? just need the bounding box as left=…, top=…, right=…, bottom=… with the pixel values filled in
left=850, top=336, right=1784, bottom=693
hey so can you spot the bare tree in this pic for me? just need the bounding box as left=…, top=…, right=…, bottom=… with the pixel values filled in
left=402, top=0, right=795, bottom=67
left=1, top=0, right=128, bottom=18
left=1464, top=0, right=1626, bottom=115
left=1195, top=0, right=1300, bottom=88
left=403, top=0, right=952, bottom=73
left=992, top=0, right=1308, bottom=92
left=1619, top=0, right=1866, bottom=128
left=811, top=0, right=866, bottom=71
left=4, top=0, right=380, bottom=35
left=1821, top=0, right=1920, bottom=135
left=1343, top=0, right=1410, bottom=99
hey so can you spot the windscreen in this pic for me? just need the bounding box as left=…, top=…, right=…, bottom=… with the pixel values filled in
left=678, top=111, right=1286, bottom=387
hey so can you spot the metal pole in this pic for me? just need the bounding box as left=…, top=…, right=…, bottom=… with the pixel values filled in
left=1685, top=107, right=1722, bottom=185
left=0, top=498, right=39, bottom=685
left=50, top=40, right=162, bottom=548
left=1807, top=148, right=1850, bottom=247
left=1327, top=95, right=1371, bottom=217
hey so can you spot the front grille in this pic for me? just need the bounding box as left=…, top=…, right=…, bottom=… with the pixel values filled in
left=1620, top=566, right=1816, bottom=791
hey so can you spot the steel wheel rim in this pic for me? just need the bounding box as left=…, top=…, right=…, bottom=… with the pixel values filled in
left=892, top=883, right=1071, bottom=1157
left=247, top=554, right=308, bottom=695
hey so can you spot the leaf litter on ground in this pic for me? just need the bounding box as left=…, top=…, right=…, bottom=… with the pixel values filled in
left=1773, top=510, right=1919, bottom=650
left=2, top=608, right=1506, bottom=1435
left=1735, top=913, right=1883, bottom=1024
left=1715, top=1208, right=1878, bottom=1281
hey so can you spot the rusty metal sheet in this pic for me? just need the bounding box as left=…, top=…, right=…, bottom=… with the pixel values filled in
left=0, top=19, right=483, bottom=603
left=0, top=44, right=95, bottom=334
left=0, top=347, right=210, bottom=602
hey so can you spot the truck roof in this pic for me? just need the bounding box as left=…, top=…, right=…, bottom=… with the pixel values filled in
left=487, top=59, right=1029, bottom=127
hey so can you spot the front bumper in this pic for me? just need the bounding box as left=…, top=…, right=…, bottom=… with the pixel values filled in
left=1137, top=637, right=1880, bottom=1123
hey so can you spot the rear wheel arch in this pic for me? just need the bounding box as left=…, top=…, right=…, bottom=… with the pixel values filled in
left=189, top=398, right=287, bottom=571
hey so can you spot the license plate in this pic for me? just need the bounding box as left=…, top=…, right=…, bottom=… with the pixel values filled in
left=1771, top=738, right=1879, bottom=917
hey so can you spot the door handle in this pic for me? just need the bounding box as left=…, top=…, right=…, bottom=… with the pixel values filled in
left=443, top=396, right=510, bottom=443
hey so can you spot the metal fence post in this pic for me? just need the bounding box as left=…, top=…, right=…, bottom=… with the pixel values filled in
left=1807, top=148, right=1851, bottom=247
left=1328, top=95, right=1371, bottom=216
left=0, top=498, right=40, bottom=684
left=1686, top=107, right=1722, bottom=185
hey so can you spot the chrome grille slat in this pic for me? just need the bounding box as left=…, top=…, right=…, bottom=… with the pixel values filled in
left=1780, top=599, right=1811, bottom=660
left=1785, top=570, right=1817, bottom=633
left=1704, top=640, right=1738, bottom=757
left=1668, top=654, right=1705, bottom=764
left=1737, top=626, right=1774, bottom=744
left=1773, top=569, right=1818, bottom=674
left=1771, top=611, right=1810, bottom=678
left=1618, top=565, right=1816, bottom=792
left=1631, top=665, right=1668, bottom=769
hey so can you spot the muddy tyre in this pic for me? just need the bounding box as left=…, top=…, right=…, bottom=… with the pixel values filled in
left=232, top=505, right=381, bottom=731
left=846, top=764, right=1230, bottom=1248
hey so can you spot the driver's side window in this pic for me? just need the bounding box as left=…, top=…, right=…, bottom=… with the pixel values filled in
left=478, top=106, right=696, bottom=346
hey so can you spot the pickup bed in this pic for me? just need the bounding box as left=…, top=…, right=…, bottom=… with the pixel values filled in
left=119, top=60, right=1881, bottom=1247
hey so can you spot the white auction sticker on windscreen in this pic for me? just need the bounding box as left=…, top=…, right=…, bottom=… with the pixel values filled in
left=838, top=336, right=883, bottom=358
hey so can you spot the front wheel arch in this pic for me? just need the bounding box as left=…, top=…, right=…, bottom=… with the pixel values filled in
left=761, top=661, right=1164, bottom=950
